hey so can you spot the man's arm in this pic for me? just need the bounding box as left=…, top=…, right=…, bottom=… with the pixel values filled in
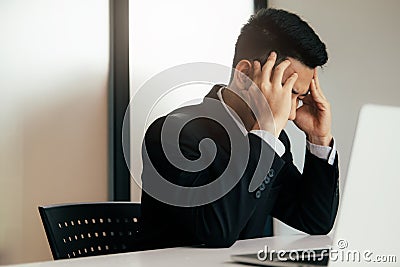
left=248, top=55, right=338, bottom=233
left=271, top=131, right=339, bottom=234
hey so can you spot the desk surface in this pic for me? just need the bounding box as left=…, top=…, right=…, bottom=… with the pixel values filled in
left=8, top=235, right=331, bottom=267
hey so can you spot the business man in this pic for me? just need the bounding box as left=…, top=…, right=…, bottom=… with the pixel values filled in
left=140, top=8, right=339, bottom=249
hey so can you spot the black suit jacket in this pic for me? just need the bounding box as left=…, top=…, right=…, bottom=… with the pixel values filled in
left=139, top=85, right=339, bottom=249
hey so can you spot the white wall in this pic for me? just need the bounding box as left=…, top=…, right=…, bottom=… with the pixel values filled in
left=129, top=0, right=253, bottom=201
left=0, top=0, right=109, bottom=264
left=269, top=0, right=400, bottom=235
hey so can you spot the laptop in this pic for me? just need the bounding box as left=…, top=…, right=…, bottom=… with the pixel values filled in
left=231, top=104, right=400, bottom=266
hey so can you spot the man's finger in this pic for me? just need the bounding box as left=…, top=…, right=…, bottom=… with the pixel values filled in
left=271, top=59, right=291, bottom=88
left=253, top=60, right=261, bottom=76
left=313, top=68, right=327, bottom=100
left=283, top=72, right=298, bottom=92
left=251, top=60, right=262, bottom=86
left=261, top=52, right=277, bottom=83
left=310, top=79, right=326, bottom=103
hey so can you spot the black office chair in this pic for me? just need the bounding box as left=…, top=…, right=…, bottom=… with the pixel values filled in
left=39, top=202, right=141, bottom=260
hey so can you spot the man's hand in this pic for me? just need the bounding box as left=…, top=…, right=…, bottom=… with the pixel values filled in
left=294, top=69, right=333, bottom=146
left=250, top=52, right=298, bottom=137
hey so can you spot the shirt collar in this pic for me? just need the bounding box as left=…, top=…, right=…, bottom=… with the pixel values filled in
left=216, top=87, right=248, bottom=136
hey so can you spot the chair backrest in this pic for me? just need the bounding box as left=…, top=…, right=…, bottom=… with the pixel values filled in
left=39, top=202, right=141, bottom=260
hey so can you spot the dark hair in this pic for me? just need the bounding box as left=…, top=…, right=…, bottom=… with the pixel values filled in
left=232, top=8, right=328, bottom=71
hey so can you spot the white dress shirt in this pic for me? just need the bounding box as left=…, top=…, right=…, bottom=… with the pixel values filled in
left=217, top=88, right=336, bottom=165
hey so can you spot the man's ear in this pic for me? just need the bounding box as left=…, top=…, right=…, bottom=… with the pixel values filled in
left=232, top=60, right=253, bottom=90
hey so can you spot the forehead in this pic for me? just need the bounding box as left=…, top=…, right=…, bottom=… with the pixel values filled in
left=282, top=58, right=314, bottom=94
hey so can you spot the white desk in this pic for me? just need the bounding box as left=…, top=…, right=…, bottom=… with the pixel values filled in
left=7, top=235, right=331, bottom=267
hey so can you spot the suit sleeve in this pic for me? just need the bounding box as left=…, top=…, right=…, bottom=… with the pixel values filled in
left=188, top=133, right=285, bottom=247
left=271, top=131, right=340, bottom=235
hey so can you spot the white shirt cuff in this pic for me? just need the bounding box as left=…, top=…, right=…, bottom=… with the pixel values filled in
left=250, top=130, right=285, bottom=157
left=306, top=138, right=337, bottom=165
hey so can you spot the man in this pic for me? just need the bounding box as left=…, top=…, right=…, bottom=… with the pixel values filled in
left=140, top=8, right=339, bottom=249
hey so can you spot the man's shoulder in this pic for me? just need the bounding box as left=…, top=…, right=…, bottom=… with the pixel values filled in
left=145, top=102, right=230, bottom=141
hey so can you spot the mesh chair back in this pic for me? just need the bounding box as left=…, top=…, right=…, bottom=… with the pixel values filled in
left=39, top=202, right=141, bottom=260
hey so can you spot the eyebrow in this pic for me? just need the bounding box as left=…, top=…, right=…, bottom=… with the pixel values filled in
left=292, top=88, right=310, bottom=97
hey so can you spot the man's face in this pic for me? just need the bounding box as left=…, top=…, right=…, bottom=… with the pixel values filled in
left=281, top=58, right=314, bottom=120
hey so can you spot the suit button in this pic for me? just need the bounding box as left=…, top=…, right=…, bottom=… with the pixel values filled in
left=259, top=183, right=266, bottom=191
left=267, top=168, right=275, bottom=178
left=255, top=190, right=261, bottom=199
left=264, top=177, right=271, bottom=185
